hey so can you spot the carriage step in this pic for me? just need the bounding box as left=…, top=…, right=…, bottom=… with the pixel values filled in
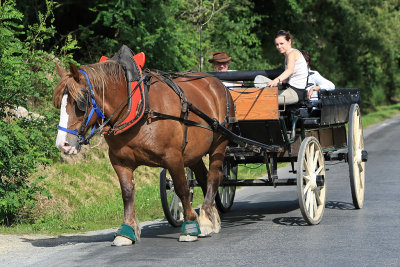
left=222, top=176, right=324, bottom=187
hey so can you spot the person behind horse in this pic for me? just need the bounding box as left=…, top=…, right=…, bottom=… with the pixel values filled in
left=300, top=50, right=335, bottom=100
left=209, top=51, right=241, bottom=87
left=254, top=30, right=308, bottom=105
left=209, top=51, right=232, bottom=72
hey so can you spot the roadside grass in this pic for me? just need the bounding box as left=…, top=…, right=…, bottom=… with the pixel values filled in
left=1, top=103, right=399, bottom=235
left=362, top=103, right=400, bottom=128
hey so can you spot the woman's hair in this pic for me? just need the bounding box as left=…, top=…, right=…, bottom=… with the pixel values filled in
left=275, top=30, right=292, bottom=41
left=300, top=50, right=311, bottom=65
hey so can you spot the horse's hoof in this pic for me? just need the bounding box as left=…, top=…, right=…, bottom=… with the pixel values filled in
left=179, top=235, right=198, bottom=242
left=111, top=236, right=133, bottom=246
left=198, top=232, right=212, bottom=238
left=198, top=208, right=214, bottom=237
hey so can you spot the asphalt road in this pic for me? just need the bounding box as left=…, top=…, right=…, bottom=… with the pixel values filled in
left=1, top=114, right=400, bottom=267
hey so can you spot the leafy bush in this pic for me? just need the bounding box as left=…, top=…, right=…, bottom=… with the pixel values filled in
left=0, top=0, right=77, bottom=225
left=0, top=120, right=55, bottom=225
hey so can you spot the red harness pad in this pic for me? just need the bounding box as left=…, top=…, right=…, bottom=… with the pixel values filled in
left=100, top=52, right=146, bottom=135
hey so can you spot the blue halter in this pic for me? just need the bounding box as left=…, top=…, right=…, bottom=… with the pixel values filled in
left=58, top=70, right=106, bottom=145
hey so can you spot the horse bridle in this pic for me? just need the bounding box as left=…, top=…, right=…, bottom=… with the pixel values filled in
left=58, top=69, right=148, bottom=147
left=57, top=70, right=106, bottom=147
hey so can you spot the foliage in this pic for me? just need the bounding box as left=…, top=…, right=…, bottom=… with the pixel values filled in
left=0, top=0, right=30, bottom=115
left=0, top=120, right=54, bottom=225
left=0, top=0, right=77, bottom=225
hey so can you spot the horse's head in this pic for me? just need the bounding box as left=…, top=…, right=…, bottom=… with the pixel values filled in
left=53, top=62, right=100, bottom=154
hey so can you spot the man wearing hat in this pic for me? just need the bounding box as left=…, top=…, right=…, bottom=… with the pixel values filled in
left=208, top=51, right=232, bottom=72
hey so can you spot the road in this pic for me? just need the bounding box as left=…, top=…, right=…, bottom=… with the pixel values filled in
left=1, top=114, right=400, bottom=266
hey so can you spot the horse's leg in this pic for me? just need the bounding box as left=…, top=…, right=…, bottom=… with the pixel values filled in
left=166, top=155, right=200, bottom=241
left=109, top=154, right=140, bottom=246
left=198, top=143, right=226, bottom=236
left=191, top=159, right=208, bottom=197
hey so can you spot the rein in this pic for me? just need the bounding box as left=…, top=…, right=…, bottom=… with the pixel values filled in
left=58, top=68, right=241, bottom=151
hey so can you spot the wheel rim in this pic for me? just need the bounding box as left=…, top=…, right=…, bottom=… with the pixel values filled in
left=297, top=137, right=326, bottom=225
left=215, top=162, right=237, bottom=213
left=349, top=104, right=365, bottom=209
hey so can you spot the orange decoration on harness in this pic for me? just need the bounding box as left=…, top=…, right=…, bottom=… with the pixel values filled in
left=99, top=52, right=147, bottom=135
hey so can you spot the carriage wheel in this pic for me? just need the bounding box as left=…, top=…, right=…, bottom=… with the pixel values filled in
left=297, top=137, right=326, bottom=225
left=160, top=168, right=194, bottom=227
left=348, top=104, right=365, bottom=209
left=215, top=160, right=237, bottom=213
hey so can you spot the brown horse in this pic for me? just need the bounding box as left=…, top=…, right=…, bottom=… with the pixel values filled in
left=53, top=59, right=235, bottom=245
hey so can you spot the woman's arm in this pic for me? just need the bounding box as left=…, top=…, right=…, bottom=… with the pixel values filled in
left=267, top=50, right=297, bottom=87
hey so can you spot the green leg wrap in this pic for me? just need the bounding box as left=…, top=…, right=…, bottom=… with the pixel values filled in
left=181, top=221, right=201, bottom=236
left=115, top=224, right=136, bottom=242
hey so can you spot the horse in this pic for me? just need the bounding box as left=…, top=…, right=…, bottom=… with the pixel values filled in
left=53, top=57, right=235, bottom=246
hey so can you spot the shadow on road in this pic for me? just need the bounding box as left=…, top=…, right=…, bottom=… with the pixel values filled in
left=20, top=220, right=184, bottom=247
left=20, top=200, right=356, bottom=248
left=21, top=232, right=115, bottom=247
left=221, top=199, right=300, bottom=228
left=325, top=201, right=355, bottom=210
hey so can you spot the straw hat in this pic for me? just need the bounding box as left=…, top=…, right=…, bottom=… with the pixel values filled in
left=208, top=51, right=232, bottom=63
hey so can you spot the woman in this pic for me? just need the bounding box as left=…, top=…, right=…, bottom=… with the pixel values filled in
left=266, top=30, right=308, bottom=105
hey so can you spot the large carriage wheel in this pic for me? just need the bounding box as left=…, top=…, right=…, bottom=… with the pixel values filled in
left=348, top=104, right=365, bottom=209
left=297, top=137, right=326, bottom=225
left=160, top=168, right=194, bottom=227
left=215, top=160, right=237, bottom=213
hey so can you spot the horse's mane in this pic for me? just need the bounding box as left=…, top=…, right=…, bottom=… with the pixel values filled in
left=53, top=60, right=125, bottom=108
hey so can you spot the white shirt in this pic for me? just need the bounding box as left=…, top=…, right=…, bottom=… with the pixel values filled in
left=285, top=49, right=308, bottom=89
left=307, top=69, right=335, bottom=99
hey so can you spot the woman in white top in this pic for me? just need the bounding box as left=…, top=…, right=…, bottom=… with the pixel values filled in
left=300, top=50, right=335, bottom=100
left=266, top=30, right=308, bottom=105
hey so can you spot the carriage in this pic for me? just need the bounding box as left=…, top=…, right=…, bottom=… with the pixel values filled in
left=54, top=46, right=367, bottom=244
left=160, top=70, right=367, bottom=226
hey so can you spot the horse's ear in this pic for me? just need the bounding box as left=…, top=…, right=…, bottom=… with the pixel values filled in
left=69, top=62, right=81, bottom=83
left=56, top=63, right=66, bottom=77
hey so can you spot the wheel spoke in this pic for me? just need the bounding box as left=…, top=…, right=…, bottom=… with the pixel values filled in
left=359, top=169, right=365, bottom=189
left=312, top=192, right=317, bottom=218
left=315, top=166, right=324, bottom=175
left=166, top=189, right=174, bottom=197
left=223, top=188, right=228, bottom=206
left=314, top=189, right=322, bottom=205
left=308, top=190, right=314, bottom=217
left=171, top=196, right=178, bottom=218
left=304, top=158, right=311, bottom=175
left=303, top=180, right=311, bottom=195
left=309, top=143, right=315, bottom=165
left=306, top=145, right=311, bottom=161
left=312, top=150, right=319, bottom=170
left=358, top=161, right=364, bottom=173
left=171, top=195, right=177, bottom=212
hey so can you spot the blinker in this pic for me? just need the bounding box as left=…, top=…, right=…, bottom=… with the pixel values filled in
left=76, top=90, right=87, bottom=111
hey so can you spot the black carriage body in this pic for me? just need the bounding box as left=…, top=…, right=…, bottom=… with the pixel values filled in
left=229, top=88, right=361, bottom=161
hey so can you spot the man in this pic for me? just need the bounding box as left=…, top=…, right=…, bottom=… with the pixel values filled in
left=208, top=51, right=232, bottom=72
left=209, top=51, right=241, bottom=87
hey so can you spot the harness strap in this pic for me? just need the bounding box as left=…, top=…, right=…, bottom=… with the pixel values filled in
left=148, top=110, right=213, bottom=131
left=84, top=74, right=150, bottom=142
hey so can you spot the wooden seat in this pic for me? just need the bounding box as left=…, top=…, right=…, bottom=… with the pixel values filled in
left=229, top=87, right=279, bottom=120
